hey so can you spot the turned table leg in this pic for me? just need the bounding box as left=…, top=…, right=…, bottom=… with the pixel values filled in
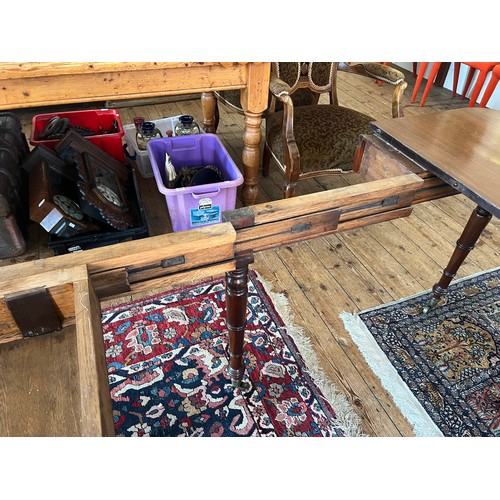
left=202, top=94, right=263, bottom=206
left=225, top=252, right=254, bottom=387
left=201, top=92, right=216, bottom=133
left=242, top=111, right=264, bottom=206
left=424, top=205, right=492, bottom=312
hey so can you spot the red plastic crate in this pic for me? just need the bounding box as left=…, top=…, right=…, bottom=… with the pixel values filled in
left=30, top=109, right=125, bottom=163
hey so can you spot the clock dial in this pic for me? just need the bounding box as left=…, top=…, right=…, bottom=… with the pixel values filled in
left=53, top=194, right=84, bottom=220
left=96, top=181, right=123, bottom=207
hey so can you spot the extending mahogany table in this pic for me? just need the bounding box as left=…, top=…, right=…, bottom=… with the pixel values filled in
left=0, top=62, right=271, bottom=205
left=369, top=107, right=500, bottom=309
left=3, top=100, right=498, bottom=434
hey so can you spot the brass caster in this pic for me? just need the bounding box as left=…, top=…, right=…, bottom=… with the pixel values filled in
left=231, top=379, right=250, bottom=392
left=423, top=296, right=439, bottom=314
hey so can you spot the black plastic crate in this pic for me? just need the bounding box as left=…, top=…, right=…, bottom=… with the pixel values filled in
left=48, top=167, right=148, bottom=255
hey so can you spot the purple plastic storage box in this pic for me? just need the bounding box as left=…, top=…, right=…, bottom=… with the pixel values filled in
left=147, top=134, right=243, bottom=232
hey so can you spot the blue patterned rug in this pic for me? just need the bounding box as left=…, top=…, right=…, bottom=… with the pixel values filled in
left=101, top=271, right=362, bottom=437
left=341, top=267, right=500, bottom=437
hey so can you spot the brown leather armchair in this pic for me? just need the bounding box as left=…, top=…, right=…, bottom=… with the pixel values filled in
left=215, top=62, right=407, bottom=198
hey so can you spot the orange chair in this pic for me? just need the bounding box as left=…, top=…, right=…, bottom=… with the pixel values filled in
left=479, top=63, right=500, bottom=108
left=410, top=62, right=442, bottom=106
left=453, top=62, right=499, bottom=107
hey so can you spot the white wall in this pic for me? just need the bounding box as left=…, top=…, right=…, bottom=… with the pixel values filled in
left=394, top=62, right=500, bottom=110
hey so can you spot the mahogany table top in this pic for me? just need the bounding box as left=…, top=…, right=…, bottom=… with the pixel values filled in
left=371, top=108, right=500, bottom=218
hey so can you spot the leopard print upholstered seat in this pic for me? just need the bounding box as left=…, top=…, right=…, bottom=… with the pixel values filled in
left=266, top=104, right=373, bottom=175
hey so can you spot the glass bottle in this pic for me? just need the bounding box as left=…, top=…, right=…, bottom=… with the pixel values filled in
left=174, top=115, right=200, bottom=136
left=136, top=121, right=162, bottom=151
left=133, top=116, right=145, bottom=131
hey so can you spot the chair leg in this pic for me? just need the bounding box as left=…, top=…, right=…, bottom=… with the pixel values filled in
left=283, top=156, right=301, bottom=199
left=452, top=62, right=461, bottom=97
left=467, top=70, right=489, bottom=107
left=479, top=70, right=500, bottom=107
left=283, top=182, right=296, bottom=198
left=420, top=62, right=442, bottom=106
left=214, top=100, right=220, bottom=133
left=262, top=142, right=271, bottom=177
left=411, top=62, right=428, bottom=103
left=461, top=66, right=476, bottom=100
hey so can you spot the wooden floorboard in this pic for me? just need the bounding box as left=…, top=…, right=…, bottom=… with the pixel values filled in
left=3, top=65, right=499, bottom=437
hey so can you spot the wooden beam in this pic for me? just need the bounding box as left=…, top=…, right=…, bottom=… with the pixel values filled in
left=73, top=273, right=114, bottom=436
left=0, top=223, right=237, bottom=282
left=0, top=63, right=249, bottom=110
left=0, top=265, right=114, bottom=436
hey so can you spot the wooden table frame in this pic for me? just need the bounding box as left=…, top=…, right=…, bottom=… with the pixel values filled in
left=0, top=62, right=271, bottom=205
left=2, top=103, right=469, bottom=436
left=2, top=168, right=436, bottom=435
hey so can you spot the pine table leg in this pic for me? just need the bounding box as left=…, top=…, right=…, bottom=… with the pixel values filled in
left=201, top=92, right=216, bottom=133
left=241, top=111, right=264, bottom=206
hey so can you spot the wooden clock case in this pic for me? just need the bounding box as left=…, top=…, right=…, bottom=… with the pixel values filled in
left=25, top=145, right=100, bottom=238
left=55, top=129, right=135, bottom=231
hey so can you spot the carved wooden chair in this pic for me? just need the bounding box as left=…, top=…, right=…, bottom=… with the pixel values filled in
left=215, top=62, right=407, bottom=198
left=264, top=62, right=407, bottom=197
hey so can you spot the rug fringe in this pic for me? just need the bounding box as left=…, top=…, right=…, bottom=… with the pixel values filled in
left=339, top=311, right=443, bottom=437
left=255, top=272, right=365, bottom=437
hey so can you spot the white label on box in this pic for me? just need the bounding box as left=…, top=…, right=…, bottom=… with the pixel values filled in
left=40, top=208, right=63, bottom=232
left=198, top=198, right=212, bottom=210
left=190, top=198, right=220, bottom=226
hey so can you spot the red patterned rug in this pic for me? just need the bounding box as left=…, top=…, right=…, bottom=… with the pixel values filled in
left=101, top=270, right=362, bottom=437
left=341, top=267, right=500, bottom=437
